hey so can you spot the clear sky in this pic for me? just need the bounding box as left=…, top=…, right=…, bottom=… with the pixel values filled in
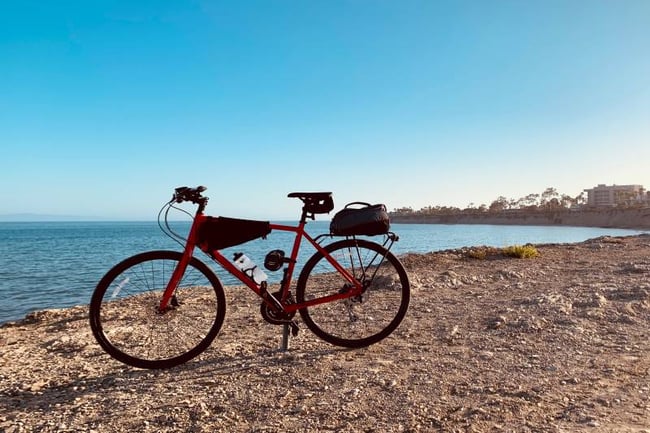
left=2, top=1, right=649, bottom=220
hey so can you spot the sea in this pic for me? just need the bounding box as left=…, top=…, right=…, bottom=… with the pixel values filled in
left=0, top=220, right=646, bottom=324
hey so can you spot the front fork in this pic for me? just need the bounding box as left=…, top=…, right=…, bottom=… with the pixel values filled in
left=158, top=214, right=207, bottom=312
left=158, top=254, right=192, bottom=312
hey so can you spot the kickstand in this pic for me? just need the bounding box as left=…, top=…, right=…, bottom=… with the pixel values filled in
left=280, top=324, right=290, bottom=351
left=280, top=321, right=299, bottom=351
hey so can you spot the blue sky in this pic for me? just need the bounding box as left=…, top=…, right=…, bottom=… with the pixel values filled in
left=2, top=1, right=649, bottom=220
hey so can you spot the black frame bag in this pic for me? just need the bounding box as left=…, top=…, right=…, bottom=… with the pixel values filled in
left=330, top=202, right=390, bottom=236
left=198, top=216, right=271, bottom=251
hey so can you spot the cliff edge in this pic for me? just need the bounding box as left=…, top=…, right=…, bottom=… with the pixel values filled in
left=392, top=207, right=650, bottom=230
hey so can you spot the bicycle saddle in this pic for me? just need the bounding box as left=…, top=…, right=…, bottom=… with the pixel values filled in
left=288, top=192, right=334, bottom=214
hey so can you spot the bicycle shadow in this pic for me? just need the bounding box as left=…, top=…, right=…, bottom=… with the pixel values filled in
left=3, top=303, right=362, bottom=415
left=186, top=344, right=353, bottom=375
left=1, top=344, right=353, bottom=414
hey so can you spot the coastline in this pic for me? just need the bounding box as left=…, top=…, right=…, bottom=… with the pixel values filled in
left=1, top=234, right=649, bottom=432
left=391, top=207, right=650, bottom=230
left=2, top=221, right=642, bottom=327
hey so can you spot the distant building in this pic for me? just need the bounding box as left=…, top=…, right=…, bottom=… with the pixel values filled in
left=584, top=184, right=647, bottom=207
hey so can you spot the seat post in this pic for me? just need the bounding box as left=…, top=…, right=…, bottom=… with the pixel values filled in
left=287, top=192, right=334, bottom=220
left=300, top=207, right=313, bottom=223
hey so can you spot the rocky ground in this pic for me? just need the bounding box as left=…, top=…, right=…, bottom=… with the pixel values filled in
left=1, top=235, right=649, bottom=432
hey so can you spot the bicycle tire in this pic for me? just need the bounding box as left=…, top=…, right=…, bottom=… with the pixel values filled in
left=89, top=250, right=226, bottom=369
left=296, top=239, right=410, bottom=348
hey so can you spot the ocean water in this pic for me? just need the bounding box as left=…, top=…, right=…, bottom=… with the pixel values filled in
left=0, top=221, right=645, bottom=324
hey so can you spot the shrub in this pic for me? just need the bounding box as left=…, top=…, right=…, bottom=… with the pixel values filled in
left=466, top=248, right=487, bottom=260
left=501, top=244, right=539, bottom=259
left=466, top=246, right=500, bottom=260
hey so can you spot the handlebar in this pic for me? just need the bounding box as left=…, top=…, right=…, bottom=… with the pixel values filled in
left=173, top=186, right=208, bottom=205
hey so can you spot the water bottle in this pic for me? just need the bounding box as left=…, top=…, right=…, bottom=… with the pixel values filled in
left=233, top=253, right=268, bottom=284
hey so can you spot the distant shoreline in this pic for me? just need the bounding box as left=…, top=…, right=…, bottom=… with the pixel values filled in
left=391, top=207, right=650, bottom=230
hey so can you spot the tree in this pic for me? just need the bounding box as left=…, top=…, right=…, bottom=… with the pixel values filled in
left=489, top=196, right=509, bottom=213
left=540, top=187, right=559, bottom=208
left=560, top=194, right=575, bottom=209
left=523, top=193, right=540, bottom=209
left=392, top=186, right=602, bottom=216
left=546, top=197, right=561, bottom=210
left=513, top=196, right=527, bottom=209
left=392, top=207, right=413, bottom=215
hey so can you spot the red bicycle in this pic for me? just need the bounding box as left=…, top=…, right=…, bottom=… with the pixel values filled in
left=89, top=186, right=410, bottom=369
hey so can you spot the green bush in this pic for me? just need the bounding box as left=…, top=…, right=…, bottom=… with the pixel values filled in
left=501, top=244, right=539, bottom=259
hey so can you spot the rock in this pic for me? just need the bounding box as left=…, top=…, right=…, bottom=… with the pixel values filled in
left=1, top=234, right=649, bottom=432
left=487, top=316, right=507, bottom=330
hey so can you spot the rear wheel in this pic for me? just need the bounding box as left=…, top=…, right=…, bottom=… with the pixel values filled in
left=89, top=250, right=226, bottom=369
left=296, top=239, right=409, bottom=348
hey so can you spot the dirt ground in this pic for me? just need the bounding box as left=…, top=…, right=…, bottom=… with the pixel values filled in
left=1, top=234, right=649, bottom=432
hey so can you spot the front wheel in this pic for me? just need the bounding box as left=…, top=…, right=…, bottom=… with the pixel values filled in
left=296, top=239, right=410, bottom=348
left=89, top=250, right=226, bottom=369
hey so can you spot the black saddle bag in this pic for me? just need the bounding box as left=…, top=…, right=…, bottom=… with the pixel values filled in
left=330, top=202, right=390, bottom=236
left=198, top=216, right=271, bottom=251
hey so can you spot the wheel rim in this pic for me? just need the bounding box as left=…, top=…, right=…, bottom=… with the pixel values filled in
left=298, top=240, right=409, bottom=347
left=92, top=252, right=224, bottom=367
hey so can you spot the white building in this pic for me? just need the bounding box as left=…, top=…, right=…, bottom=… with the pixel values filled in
left=584, top=184, right=648, bottom=207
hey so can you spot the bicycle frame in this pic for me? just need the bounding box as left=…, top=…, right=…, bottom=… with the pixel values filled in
left=158, top=209, right=365, bottom=314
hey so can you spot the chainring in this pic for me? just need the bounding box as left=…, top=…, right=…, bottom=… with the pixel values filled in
left=260, top=290, right=296, bottom=325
